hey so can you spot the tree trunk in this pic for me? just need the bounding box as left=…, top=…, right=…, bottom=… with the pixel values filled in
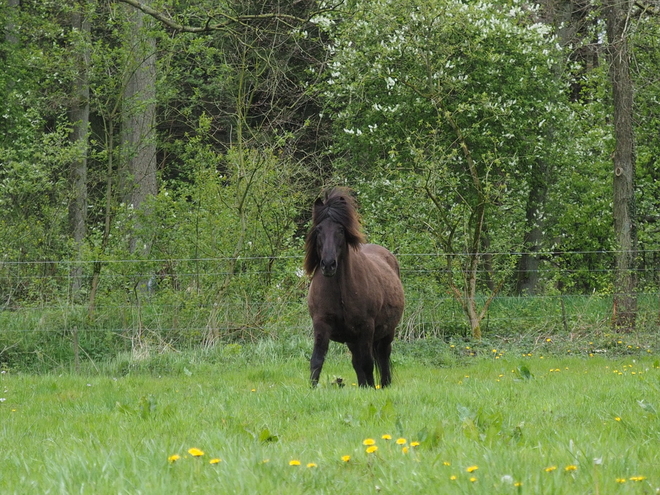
left=121, top=1, right=158, bottom=253
left=515, top=165, right=548, bottom=295
left=68, top=5, right=91, bottom=300
left=5, top=0, right=19, bottom=45
left=605, top=0, right=637, bottom=331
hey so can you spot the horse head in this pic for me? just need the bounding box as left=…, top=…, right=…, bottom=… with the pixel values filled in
left=315, top=216, right=344, bottom=277
left=304, top=189, right=365, bottom=277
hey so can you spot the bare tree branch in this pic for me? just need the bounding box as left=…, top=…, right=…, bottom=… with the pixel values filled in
left=114, top=0, right=344, bottom=33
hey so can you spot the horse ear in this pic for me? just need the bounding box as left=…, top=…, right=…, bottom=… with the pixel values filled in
left=312, top=197, right=324, bottom=222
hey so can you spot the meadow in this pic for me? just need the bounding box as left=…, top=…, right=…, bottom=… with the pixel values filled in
left=2, top=338, right=659, bottom=494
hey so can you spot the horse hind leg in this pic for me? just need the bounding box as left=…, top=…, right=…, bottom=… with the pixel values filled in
left=373, top=338, right=393, bottom=388
left=347, top=341, right=376, bottom=388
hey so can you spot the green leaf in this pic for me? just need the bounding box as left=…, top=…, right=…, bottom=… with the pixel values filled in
left=258, top=428, right=279, bottom=443
left=516, top=365, right=533, bottom=380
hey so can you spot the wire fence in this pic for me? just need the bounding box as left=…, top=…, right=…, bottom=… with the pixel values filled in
left=1, top=250, right=659, bottom=370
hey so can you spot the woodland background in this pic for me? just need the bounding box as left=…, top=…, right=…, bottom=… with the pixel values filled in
left=1, top=0, right=660, bottom=369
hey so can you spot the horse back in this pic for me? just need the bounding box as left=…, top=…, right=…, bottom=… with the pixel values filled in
left=361, top=244, right=401, bottom=279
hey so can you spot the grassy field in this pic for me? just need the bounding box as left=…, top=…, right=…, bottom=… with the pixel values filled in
left=2, top=340, right=660, bottom=494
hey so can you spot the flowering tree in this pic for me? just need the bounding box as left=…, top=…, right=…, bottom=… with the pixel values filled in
left=323, top=0, right=570, bottom=338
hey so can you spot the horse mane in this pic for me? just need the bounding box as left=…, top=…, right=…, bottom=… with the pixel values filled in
left=303, top=187, right=366, bottom=275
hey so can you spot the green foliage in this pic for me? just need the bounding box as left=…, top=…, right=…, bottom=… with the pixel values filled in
left=633, top=15, right=660, bottom=270
left=85, top=134, right=310, bottom=348
left=322, top=0, right=569, bottom=263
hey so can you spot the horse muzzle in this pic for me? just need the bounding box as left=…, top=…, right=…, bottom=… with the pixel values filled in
left=320, top=259, right=337, bottom=277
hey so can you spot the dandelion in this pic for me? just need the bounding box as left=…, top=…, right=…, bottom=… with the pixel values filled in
left=630, top=476, right=647, bottom=482
left=307, top=463, right=317, bottom=468
left=168, top=454, right=181, bottom=463
left=402, top=447, right=409, bottom=454
left=443, top=461, right=451, bottom=466
left=396, top=438, right=407, bottom=445
left=614, top=416, right=621, bottom=421
left=366, top=446, right=378, bottom=454
left=514, top=482, right=523, bottom=487
left=341, top=455, right=351, bottom=462
left=289, top=460, right=301, bottom=466
left=381, top=434, right=392, bottom=440
left=450, top=475, right=457, bottom=481
left=615, top=478, right=627, bottom=483
left=545, top=466, right=557, bottom=472
left=470, top=477, right=477, bottom=482
left=363, top=438, right=376, bottom=446
left=565, top=465, right=577, bottom=472
left=466, top=465, right=478, bottom=473
left=188, top=448, right=204, bottom=457
left=209, top=458, right=221, bottom=464
left=410, top=441, right=420, bottom=447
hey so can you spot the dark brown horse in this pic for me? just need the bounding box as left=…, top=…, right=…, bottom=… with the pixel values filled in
left=304, top=187, right=404, bottom=388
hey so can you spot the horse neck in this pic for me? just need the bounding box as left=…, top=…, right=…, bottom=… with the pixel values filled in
left=337, top=243, right=363, bottom=292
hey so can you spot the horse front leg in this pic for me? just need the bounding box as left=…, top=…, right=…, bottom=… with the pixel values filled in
left=310, top=324, right=330, bottom=387
left=347, top=340, right=375, bottom=388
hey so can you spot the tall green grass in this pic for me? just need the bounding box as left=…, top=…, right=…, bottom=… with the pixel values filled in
left=2, top=346, right=659, bottom=493
left=2, top=292, right=660, bottom=373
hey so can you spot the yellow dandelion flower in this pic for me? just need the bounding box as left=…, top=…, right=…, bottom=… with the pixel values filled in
left=443, top=461, right=451, bottom=466
left=168, top=454, right=181, bottom=463
left=514, top=482, right=522, bottom=487
left=545, top=466, right=557, bottom=472
left=341, top=455, right=351, bottom=462
left=362, top=438, right=376, bottom=446
left=470, top=477, right=477, bottom=482
left=410, top=441, right=420, bottom=447
left=466, top=465, right=478, bottom=473
left=188, top=448, right=204, bottom=457
left=401, top=447, right=409, bottom=454
left=366, top=446, right=378, bottom=454
left=289, top=460, right=301, bottom=466
left=565, top=465, right=577, bottom=472
left=307, top=463, right=317, bottom=468
left=209, top=458, right=221, bottom=464
left=630, top=476, right=646, bottom=482
left=395, top=438, right=407, bottom=445
left=450, top=475, right=457, bottom=481
left=614, top=416, right=621, bottom=421
left=615, top=478, right=627, bottom=483
left=381, top=434, right=392, bottom=440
